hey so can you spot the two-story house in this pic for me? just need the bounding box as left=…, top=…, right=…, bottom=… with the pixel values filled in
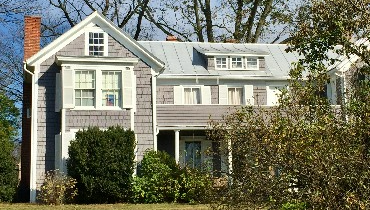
left=21, top=11, right=350, bottom=202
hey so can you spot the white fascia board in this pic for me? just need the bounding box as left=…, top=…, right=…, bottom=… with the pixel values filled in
left=203, top=52, right=270, bottom=57
left=55, top=56, right=139, bottom=65
left=26, top=11, right=165, bottom=71
left=157, top=75, right=290, bottom=80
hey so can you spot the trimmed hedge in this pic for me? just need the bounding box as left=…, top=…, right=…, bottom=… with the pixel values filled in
left=67, top=126, right=135, bottom=203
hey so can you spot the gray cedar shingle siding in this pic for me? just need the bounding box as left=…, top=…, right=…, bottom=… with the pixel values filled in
left=134, top=60, right=154, bottom=158
left=156, top=86, right=174, bottom=104
left=207, top=57, right=215, bottom=70
left=259, top=57, right=266, bottom=71
left=35, top=33, right=155, bottom=186
left=211, top=85, right=219, bottom=104
left=65, top=110, right=131, bottom=131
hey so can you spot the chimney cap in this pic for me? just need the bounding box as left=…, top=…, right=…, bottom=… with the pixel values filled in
left=166, top=35, right=178, bottom=41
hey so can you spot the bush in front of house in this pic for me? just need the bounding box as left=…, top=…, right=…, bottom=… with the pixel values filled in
left=67, top=126, right=136, bottom=203
left=131, top=150, right=212, bottom=204
left=37, top=170, right=77, bottom=205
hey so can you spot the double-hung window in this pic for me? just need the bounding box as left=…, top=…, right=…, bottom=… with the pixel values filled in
left=102, top=71, right=122, bottom=107
left=246, top=58, right=258, bottom=70
left=184, top=87, right=201, bottom=104
left=231, top=57, right=243, bottom=69
left=228, top=87, right=243, bottom=105
left=75, top=70, right=95, bottom=106
left=215, top=57, right=228, bottom=69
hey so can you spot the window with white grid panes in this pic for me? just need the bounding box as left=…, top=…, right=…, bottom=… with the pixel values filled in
left=215, top=57, right=227, bottom=69
left=231, top=57, right=243, bottom=69
left=246, top=58, right=258, bottom=69
left=89, top=32, right=105, bottom=56
left=75, top=70, right=95, bottom=106
left=102, top=71, right=122, bottom=107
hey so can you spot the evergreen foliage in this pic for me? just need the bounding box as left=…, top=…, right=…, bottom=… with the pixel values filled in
left=67, top=126, right=136, bottom=203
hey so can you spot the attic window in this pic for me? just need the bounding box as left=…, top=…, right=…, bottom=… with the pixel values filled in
left=246, top=58, right=258, bottom=70
left=215, top=57, right=227, bottom=69
left=86, top=31, right=108, bottom=56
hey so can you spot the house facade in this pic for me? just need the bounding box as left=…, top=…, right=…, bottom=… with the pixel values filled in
left=21, top=12, right=348, bottom=202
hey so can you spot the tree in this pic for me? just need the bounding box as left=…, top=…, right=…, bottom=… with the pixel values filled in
left=207, top=0, right=370, bottom=209
left=44, top=0, right=151, bottom=41
left=0, top=91, right=19, bottom=202
left=0, top=0, right=43, bottom=101
left=145, top=0, right=302, bottom=42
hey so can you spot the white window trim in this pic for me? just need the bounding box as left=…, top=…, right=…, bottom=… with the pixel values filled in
left=246, top=57, right=259, bottom=70
left=84, top=29, right=108, bottom=56
left=70, top=64, right=133, bottom=111
left=214, top=56, right=228, bottom=70
left=230, top=56, right=244, bottom=70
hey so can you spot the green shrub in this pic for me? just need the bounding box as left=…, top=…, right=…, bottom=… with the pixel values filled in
left=281, top=201, right=307, bottom=210
left=131, top=150, right=212, bottom=204
left=37, top=170, right=77, bottom=205
left=132, top=150, right=181, bottom=203
left=67, top=126, right=136, bottom=203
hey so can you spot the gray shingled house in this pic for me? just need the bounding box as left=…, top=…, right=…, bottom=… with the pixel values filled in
left=21, top=11, right=351, bottom=202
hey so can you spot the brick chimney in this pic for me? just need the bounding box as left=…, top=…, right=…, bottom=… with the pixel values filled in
left=166, top=35, right=178, bottom=41
left=24, top=16, right=41, bottom=61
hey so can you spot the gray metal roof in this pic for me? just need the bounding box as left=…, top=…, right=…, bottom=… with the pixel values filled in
left=139, top=41, right=301, bottom=78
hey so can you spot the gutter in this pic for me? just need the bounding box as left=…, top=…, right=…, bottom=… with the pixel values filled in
left=23, top=62, right=37, bottom=203
left=157, top=75, right=291, bottom=80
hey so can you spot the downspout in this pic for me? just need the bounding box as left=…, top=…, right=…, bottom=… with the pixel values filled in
left=23, top=62, right=37, bottom=203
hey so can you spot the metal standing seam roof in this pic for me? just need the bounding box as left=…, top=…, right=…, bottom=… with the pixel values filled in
left=138, top=41, right=301, bottom=78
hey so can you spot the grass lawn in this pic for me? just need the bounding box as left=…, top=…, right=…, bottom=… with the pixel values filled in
left=0, top=203, right=210, bottom=210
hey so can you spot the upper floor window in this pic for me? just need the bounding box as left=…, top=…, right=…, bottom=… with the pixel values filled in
left=228, top=87, right=243, bottom=105
left=214, top=56, right=259, bottom=70
left=102, top=71, right=122, bottom=107
left=246, top=58, right=258, bottom=70
left=85, top=31, right=108, bottom=56
left=75, top=70, right=95, bottom=106
left=184, top=87, right=201, bottom=104
left=231, top=57, right=243, bottom=69
left=215, top=57, right=227, bottom=69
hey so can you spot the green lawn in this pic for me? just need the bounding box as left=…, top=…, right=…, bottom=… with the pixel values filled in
left=0, top=203, right=210, bottom=210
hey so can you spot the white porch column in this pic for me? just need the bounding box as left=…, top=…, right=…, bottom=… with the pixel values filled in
left=174, top=130, right=180, bottom=163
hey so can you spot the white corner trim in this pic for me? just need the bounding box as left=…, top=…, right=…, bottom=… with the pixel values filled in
left=151, top=72, right=157, bottom=151
left=30, top=67, right=39, bottom=203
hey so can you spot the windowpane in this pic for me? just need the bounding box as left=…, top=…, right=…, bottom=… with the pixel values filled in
left=247, top=58, right=258, bottom=69
left=88, top=32, right=105, bottom=56
left=184, top=88, right=200, bottom=104
left=216, top=57, right=227, bottom=69
left=102, top=71, right=121, bottom=107
left=75, top=71, right=95, bottom=107
left=228, top=88, right=243, bottom=105
left=185, top=141, right=202, bottom=169
left=231, top=57, right=243, bottom=69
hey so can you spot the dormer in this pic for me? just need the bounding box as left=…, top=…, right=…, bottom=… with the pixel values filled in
left=194, top=45, right=269, bottom=71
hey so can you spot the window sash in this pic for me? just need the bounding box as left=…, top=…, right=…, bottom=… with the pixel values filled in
left=75, top=70, right=95, bottom=106
left=228, top=87, right=243, bottom=105
left=184, top=87, right=200, bottom=104
left=216, top=57, right=227, bottom=69
left=246, top=58, right=258, bottom=69
left=102, top=71, right=122, bottom=107
left=89, top=32, right=105, bottom=56
left=231, top=57, right=243, bottom=69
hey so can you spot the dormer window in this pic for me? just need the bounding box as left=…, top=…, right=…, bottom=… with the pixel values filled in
left=246, top=58, right=258, bottom=70
left=231, top=57, right=243, bottom=69
left=85, top=30, right=108, bottom=56
left=214, top=56, right=260, bottom=70
left=215, top=57, right=227, bottom=69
